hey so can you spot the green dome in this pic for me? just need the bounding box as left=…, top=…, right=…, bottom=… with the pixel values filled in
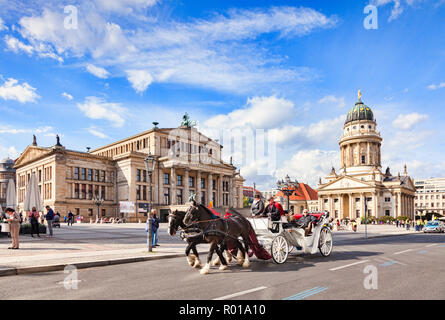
left=345, top=99, right=374, bottom=124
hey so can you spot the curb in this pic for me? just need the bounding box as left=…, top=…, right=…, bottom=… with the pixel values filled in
left=0, top=252, right=188, bottom=278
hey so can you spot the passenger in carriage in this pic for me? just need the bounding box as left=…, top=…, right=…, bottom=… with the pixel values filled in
left=251, top=194, right=265, bottom=217
left=297, top=209, right=317, bottom=237
left=263, top=196, right=285, bottom=221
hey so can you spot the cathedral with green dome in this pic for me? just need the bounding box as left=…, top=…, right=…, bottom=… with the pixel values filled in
left=317, top=91, right=416, bottom=221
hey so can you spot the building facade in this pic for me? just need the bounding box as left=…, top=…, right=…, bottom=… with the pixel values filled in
left=317, top=94, right=416, bottom=220
left=414, top=178, right=445, bottom=216
left=14, top=121, right=245, bottom=222
left=0, top=157, right=16, bottom=210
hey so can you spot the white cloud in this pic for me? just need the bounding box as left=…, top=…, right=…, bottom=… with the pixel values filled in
left=0, top=125, right=53, bottom=135
left=86, top=64, right=110, bottom=79
left=0, top=17, right=7, bottom=31
left=88, top=127, right=109, bottom=139
left=392, top=112, right=428, bottom=130
left=13, top=5, right=337, bottom=94
left=205, top=96, right=295, bottom=130
left=0, top=77, right=40, bottom=103
left=427, top=82, right=445, bottom=90
left=318, top=95, right=346, bottom=108
left=275, top=149, right=340, bottom=187
left=61, top=92, right=73, bottom=100
left=94, top=0, right=158, bottom=13
left=126, top=69, right=153, bottom=93
left=4, top=35, right=33, bottom=54
left=371, top=0, right=425, bottom=21
left=0, top=145, right=19, bottom=159
left=77, top=96, right=126, bottom=127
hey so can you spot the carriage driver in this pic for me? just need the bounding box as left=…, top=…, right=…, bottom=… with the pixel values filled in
left=263, top=196, right=285, bottom=221
left=297, top=209, right=317, bottom=237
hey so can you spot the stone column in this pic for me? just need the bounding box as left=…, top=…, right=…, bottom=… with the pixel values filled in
left=372, top=193, right=377, bottom=217
left=361, top=193, right=365, bottom=219
left=329, top=196, right=334, bottom=217
left=219, top=174, right=224, bottom=207
left=184, top=169, right=190, bottom=204
left=340, top=194, right=344, bottom=219
left=367, top=142, right=371, bottom=165
left=170, top=167, right=177, bottom=205
left=196, top=171, right=202, bottom=204
left=349, top=193, right=353, bottom=219
left=207, top=173, right=213, bottom=206
left=229, top=177, right=233, bottom=208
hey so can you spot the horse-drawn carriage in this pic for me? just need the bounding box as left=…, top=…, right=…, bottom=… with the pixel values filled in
left=168, top=197, right=334, bottom=274
left=248, top=211, right=333, bottom=264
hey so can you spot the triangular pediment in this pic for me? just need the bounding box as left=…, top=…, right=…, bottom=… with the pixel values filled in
left=14, top=146, right=51, bottom=168
left=319, top=175, right=374, bottom=191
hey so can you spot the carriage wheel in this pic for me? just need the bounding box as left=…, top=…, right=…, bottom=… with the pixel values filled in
left=271, top=235, right=289, bottom=264
left=318, top=227, right=333, bottom=257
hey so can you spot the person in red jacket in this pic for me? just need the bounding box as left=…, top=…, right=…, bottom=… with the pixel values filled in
left=264, top=197, right=285, bottom=221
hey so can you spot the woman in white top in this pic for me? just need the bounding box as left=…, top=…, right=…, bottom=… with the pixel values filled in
left=5, top=208, right=20, bottom=249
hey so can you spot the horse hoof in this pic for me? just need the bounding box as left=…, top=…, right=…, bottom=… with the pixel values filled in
left=237, top=258, right=244, bottom=266
left=242, top=260, right=251, bottom=268
left=193, top=260, right=202, bottom=268
left=187, top=257, right=196, bottom=267
left=219, top=265, right=228, bottom=271
left=200, top=268, right=210, bottom=275
left=211, top=258, right=221, bottom=266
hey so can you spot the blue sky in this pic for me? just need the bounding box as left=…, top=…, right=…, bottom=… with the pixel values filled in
left=0, top=0, right=444, bottom=189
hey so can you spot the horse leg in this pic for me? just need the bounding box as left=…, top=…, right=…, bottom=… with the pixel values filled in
left=235, top=240, right=245, bottom=266
left=200, top=241, right=217, bottom=275
left=221, top=242, right=233, bottom=263
left=185, top=242, right=196, bottom=267
left=242, top=236, right=251, bottom=268
left=191, top=244, right=202, bottom=268
left=215, top=245, right=228, bottom=271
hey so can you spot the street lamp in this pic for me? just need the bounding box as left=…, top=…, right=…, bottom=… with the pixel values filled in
left=144, top=152, right=156, bottom=252
left=277, top=175, right=299, bottom=212
left=92, top=195, right=104, bottom=222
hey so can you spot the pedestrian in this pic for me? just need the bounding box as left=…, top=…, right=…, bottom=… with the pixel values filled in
left=67, top=210, right=74, bottom=226
left=45, top=205, right=55, bottom=237
left=28, top=207, right=40, bottom=237
left=251, top=194, right=265, bottom=217
left=151, top=209, right=160, bottom=247
left=5, top=208, right=20, bottom=249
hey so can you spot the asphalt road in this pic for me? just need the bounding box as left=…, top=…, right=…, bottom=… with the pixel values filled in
left=1, top=233, right=444, bottom=300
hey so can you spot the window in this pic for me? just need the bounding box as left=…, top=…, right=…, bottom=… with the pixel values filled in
left=87, top=185, right=93, bottom=200
left=385, top=210, right=390, bottom=216
left=324, top=199, right=328, bottom=203
left=164, top=173, right=170, bottom=185
left=74, top=184, right=79, bottom=198
left=201, top=191, right=206, bottom=204
left=136, top=169, right=141, bottom=182
left=136, top=185, right=141, bottom=200
left=101, top=186, right=106, bottom=200
left=88, top=169, right=93, bottom=181
left=385, top=197, right=391, bottom=202
left=81, top=184, right=86, bottom=199
left=81, top=168, right=86, bottom=180
left=164, top=188, right=170, bottom=205
left=94, top=185, right=99, bottom=197
left=74, top=167, right=79, bottom=180
left=94, top=170, right=99, bottom=182
left=201, top=178, right=206, bottom=189
left=177, top=189, right=183, bottom=205
left=177, top=175, right=183, bottom=186
left=143, top=170, right=147, bottom=183
left=189, top=176, right=194, bottom=188
left=361, top=155, right=366, bottom=164
left=213, top=179, right=216, bottom=190
left=100, top=171, right=106, bottom=182
left=355, top=198, right=360, bottom=202
left=212, top=192, right=216, bottom=203
left=143, top=185, right=147, bottom=201
left=38, top=170, right=42, bottom=182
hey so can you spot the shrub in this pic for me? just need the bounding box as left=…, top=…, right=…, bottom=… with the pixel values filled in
left=396, top=216, right=410, bottom=221
left=379, top=216, right=395, bottom=223
left=361, top=216, right=377, bottom=224
left=20, top=223, right=47, bottom=235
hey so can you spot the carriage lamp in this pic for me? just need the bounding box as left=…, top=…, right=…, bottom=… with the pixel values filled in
left=277, top=176, right=299, bottom=212
left=144, top=153, right=156, bottom=252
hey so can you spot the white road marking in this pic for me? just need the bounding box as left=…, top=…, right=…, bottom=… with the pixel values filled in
left=329, top=260, right=370, bottom=271
left=426, top=244, right=438, bottom=248
left=393, top=249, right=413, bottom=255
left=213, top=286, right=267, bottom=300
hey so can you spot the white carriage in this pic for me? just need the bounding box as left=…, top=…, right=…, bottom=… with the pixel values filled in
left=247, top=211, right=333, bottom=264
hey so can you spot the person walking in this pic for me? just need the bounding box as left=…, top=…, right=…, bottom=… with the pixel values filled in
left=45, top=206, right=55, bottom=237
left=67, top=210, right=74, bottom=226
left=5, top=208, right=20, bottom=249
left=251, top=194, right=265, bottom=217
left=151, top=209, right=160, bottom=247
left=29, top=207, right=40, bottom=237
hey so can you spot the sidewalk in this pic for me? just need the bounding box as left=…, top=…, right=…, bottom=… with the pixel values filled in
left=0, top=222, right=419, bottom=277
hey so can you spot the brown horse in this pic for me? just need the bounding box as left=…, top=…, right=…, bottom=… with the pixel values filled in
left=183, top=202, right=251, bottom=275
